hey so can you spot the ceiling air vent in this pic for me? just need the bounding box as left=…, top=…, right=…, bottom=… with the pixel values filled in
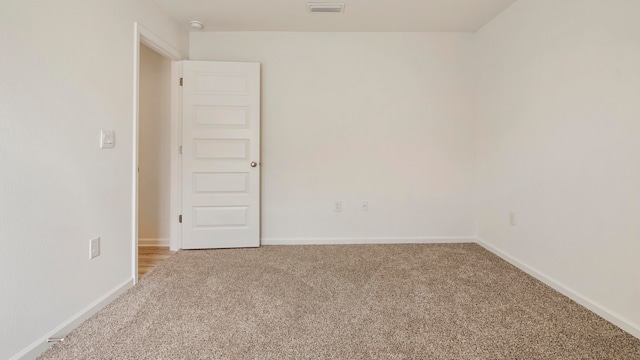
left=307, top=2, right=345, bottom=13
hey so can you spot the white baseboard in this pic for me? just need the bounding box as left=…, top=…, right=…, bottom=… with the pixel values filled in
left=261, top=236, right=476, bottom=246
left=138, top=238, right=170, bottom=247
left=476, top=237, right=640, bottom=340
left=12, top=278, right=134, bottom=360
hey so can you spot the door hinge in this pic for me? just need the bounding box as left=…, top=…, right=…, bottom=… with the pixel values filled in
left=179, top=145, right=182, bottom=155
left=179, top=214, right=182, bottom=223
left=179, top=77, right=183, bottom=86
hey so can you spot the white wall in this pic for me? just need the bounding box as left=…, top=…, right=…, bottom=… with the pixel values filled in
left=190, top=32, right=477, bottom=244
left=475, top=0, right=640, bottom=336
left=0, top=1, right=187, bottom=358
left=138, top=44, right=172, bottom=245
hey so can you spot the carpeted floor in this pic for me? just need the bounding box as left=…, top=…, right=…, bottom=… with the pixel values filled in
left=39, top=244, right=640, bottom=359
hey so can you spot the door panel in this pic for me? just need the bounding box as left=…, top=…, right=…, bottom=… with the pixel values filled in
left=181, top=61, right=260, bottom=249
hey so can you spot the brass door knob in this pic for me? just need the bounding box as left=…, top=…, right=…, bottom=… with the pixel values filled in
left=250, top=162, right=258, bottom=168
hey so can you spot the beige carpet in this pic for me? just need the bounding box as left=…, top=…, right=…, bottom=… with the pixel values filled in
left=39, top=244, right=640, bottom=359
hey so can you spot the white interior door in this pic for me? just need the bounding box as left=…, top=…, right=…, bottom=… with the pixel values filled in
left=181, top=61, right=260, bottom=249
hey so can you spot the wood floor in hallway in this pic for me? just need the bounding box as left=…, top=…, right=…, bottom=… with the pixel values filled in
left=138, top=246, right=173, bottom=279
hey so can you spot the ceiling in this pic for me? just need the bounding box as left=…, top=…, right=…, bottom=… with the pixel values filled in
left=152, top=0, right=517, bottom=32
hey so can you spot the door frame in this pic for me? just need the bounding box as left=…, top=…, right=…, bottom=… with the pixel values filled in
left=132, top=23, right=185, bottom=283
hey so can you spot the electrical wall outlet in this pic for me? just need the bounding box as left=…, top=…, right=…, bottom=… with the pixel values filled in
left=90, top=237, right=101, bottom=259
left=362, top=201, right=369, bottom=211
left=509, top=211, right=516, bottom=226
left=334, top=201, right=342, bottom=212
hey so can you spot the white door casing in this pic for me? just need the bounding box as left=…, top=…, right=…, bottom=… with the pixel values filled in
left=181, top=61, right=260, bottom=249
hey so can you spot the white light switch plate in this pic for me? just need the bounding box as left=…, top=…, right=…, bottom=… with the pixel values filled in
left=90, top=237, right=100, bottom=259
left=100, top=130, right=115, bottom=149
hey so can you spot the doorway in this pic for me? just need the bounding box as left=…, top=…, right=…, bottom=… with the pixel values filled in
left=138, top=43, right=173, bottom=278
left=132, top=26, right=261, bottom=280
left=133, top=23, right=184, bottom=283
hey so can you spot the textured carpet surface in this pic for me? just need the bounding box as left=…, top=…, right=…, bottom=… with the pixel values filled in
left=39, top=244, right=640, bottom=359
